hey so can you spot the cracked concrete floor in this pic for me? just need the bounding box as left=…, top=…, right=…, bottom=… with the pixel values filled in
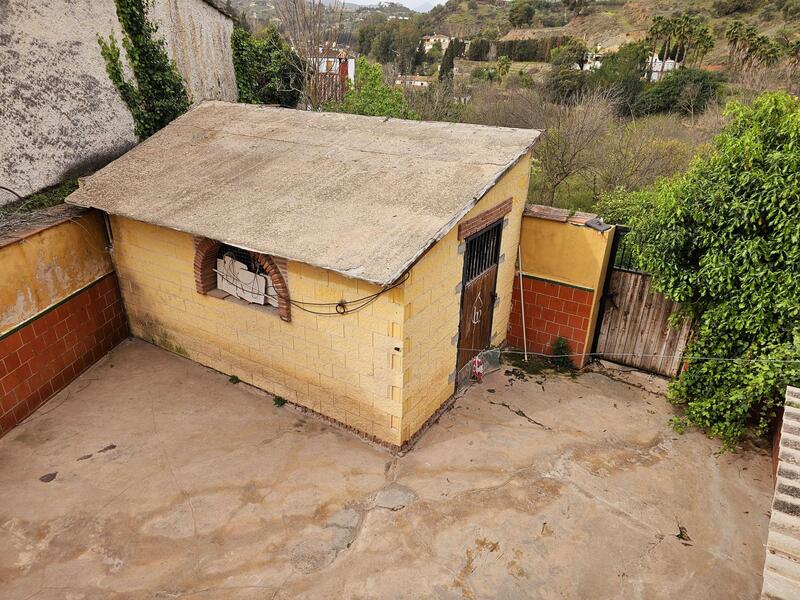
left=0, top=339, right=772, bottom=599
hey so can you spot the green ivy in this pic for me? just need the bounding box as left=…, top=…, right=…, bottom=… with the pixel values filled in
left=608, top=92, right=800, bottom=448
left=98, top=0, right=190, bottom=139
left=231, top=26, right=302, bottom=107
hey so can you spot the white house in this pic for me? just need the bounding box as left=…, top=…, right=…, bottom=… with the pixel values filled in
left=648, top=54, right=679, bottom=81
left=423, top=34, right=451, bottom=53
left=315, top=49, right=356, bottom=85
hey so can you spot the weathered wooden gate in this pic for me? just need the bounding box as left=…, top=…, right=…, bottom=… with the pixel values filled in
left=594, top=229, right=692, bottom=377
left=456, top=222, right=502, bottom=372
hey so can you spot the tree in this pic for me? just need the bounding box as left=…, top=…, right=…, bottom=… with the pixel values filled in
left=439, top=39, right=456, bottom=81
left=97, top=0, right=189, bottom=139
left=497, top=55, right=512, bottom=80
left=616, top=92, right=800, bottom=447
left=632, top=68, right=722, bottom=117
left=509, top=0, right=535, bottom=27
left=331, top=57, right=418, bottom=119
left=273, top=0, right=345, bottom=109
left=231, top=26, right=302, bottom=107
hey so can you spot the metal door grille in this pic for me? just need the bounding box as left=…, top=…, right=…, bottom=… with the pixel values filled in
left=463, top=221, right=502, bottom=283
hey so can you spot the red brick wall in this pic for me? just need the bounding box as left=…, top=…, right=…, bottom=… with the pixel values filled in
left=0, top=274, right=128, bottom=437
left=507, top=275, right=595, bottom=367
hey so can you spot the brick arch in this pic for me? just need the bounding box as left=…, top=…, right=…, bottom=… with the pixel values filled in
left=193, top=236, right=291, bottom=322
left=194, top=237, right=221, bottom=294
left=251, top=252, right=291, bottom=322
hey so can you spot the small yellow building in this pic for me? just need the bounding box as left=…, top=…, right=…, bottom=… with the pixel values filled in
left=67, top=102, right=540, bottom=448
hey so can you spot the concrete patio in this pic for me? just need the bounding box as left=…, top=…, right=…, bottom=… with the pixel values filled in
left=0, top=339, right=772, bottom=599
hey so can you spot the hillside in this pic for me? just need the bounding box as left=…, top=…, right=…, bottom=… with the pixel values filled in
left=421, top=0, right=799, bottom=61
left=229, top=0, right=417, bottom=31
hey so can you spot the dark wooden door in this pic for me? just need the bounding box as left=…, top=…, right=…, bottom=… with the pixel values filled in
left=457, top=266, right=498, bottom=371
left=456, top=222, right=503, bottom=372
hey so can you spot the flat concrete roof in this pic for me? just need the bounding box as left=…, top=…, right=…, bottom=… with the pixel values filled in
left=66, top=102, right=540, bottom=285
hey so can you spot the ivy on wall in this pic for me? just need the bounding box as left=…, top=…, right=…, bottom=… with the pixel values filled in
left=98, top=0, right=190, bottom=139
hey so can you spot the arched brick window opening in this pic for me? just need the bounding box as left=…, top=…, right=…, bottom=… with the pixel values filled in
left=193, top=236, right=291, bottom=322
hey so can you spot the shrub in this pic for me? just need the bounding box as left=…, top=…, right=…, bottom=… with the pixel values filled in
left=509, top=0, right=535, bottom=27
left=231, top=26, right=302, bottom=107
left=632, top=68, right=722, bottom=117
left=331, top=57, right=418, bottom=119
left=712, top=0, right=757, bottom=16
left=550, top=337, right=576, bottom=371
left=629, top=92, right=800, bottom=447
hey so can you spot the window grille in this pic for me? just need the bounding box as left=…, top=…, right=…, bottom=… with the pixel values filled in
left=463, top=221, right=502, bottom=283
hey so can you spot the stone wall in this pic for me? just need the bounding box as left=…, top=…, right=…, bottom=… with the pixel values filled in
left=0, top=0, right=236, bottom=204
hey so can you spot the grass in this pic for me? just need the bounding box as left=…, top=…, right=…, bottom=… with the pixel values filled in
left=0, top=179, right=79, bottom=217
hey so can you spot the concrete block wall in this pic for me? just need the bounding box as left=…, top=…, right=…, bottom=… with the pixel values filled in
left=508, top=211, right=614, bottom=367
left=507, top=277, right=594, bottom=366
left=110, top=216, right=405, bottom=446
left=763, top=387, right=800, bottom=599
left=400, top=154, right=531, bottom=443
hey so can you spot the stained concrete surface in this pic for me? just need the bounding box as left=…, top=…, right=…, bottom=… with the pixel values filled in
left=0, top=340, right=772, bottom=599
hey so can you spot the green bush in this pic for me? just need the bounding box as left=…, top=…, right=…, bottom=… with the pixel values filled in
left=330, top=57, right=418, bottom=119
left=626, top=92, right=800, bottom=448
left=632, top=68, right=722, bottom=117
left=509, top=0, right=535, bottom=27
left=231, top=26, right=302, bottom=107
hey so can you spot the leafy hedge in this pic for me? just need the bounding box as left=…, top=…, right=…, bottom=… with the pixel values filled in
left=231, top=26, right=301, bottom=107
left=607, top=92, right=800, bottom=447
left=495, top=36, right=573, bottom=62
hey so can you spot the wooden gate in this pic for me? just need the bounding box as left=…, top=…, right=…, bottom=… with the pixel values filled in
left=456, top=222, right=503, bottom=372
left=594, top=229, right=691, bottom=377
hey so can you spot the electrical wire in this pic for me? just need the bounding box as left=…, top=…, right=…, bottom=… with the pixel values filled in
left=456, top=347, right=800, bottom=364
left=213, top=261, right=408, bottom=316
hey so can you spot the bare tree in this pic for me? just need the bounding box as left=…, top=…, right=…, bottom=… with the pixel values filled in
left=273, top=0, right=347, bottom=109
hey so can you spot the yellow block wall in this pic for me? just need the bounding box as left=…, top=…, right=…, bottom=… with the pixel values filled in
left=399, top=153, right=532, bottom=443
left=519, top=217, right=611, bottom=290
left=110, top=216, right=404, bottom=445
left=0, top=210, right=113, bottom=334
left=519, top=216, right=615, bottom=356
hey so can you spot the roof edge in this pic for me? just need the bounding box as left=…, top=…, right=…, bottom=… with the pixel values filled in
left=385, top=134, right=541, bottom=285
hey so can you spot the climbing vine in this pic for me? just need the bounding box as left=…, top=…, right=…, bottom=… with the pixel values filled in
left=98, top=0, right=190, bottom=139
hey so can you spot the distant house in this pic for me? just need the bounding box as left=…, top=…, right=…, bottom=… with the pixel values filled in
left=0, top=0, right=238, bottom=204
left=648, top=54, right=679, bottom=81
left=313, top=49, right=357, bottom=104
left=67, top=102, right=540, bottom=448
left=394, top=75, right=436, bottom=88
left=315, top=49, right=357, bottom=85
left=423, top=34, right=452, bottom=53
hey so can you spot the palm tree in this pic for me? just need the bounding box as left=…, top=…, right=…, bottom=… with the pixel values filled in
left=658, top=16, right=678, bottom=80
left=725, top=20, right=746, bottom=67
left=647, top=16, right=666, bottom=80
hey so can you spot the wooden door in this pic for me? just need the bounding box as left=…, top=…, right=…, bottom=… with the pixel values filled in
left=456, top=222, right=503, bottom=372
left=595, top=269, right=692, bottom=377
